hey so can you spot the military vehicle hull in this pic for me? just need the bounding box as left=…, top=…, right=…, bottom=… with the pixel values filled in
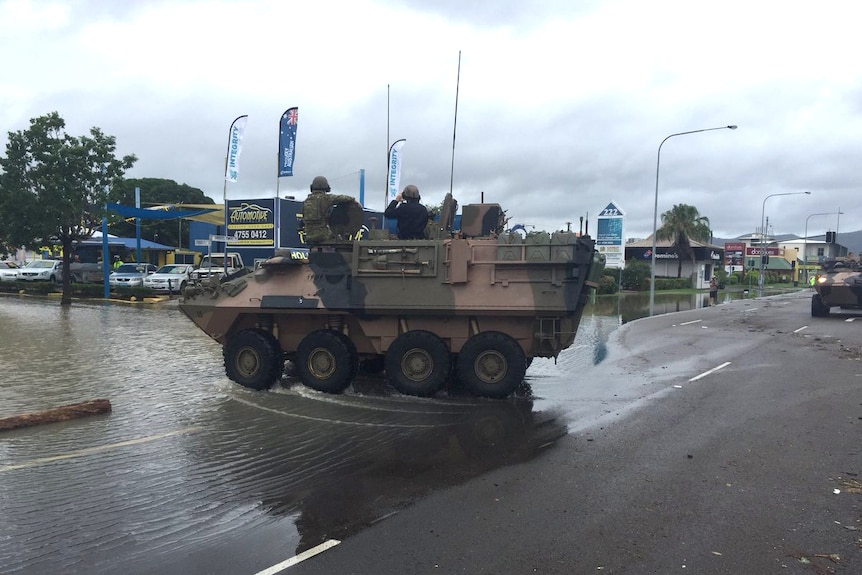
left=181, top=229, right=603, bottom=398
left=812, top=259, right=862, bottom=317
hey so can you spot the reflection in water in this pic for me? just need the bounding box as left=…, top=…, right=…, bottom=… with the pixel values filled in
left=183, top=389, right=567, bottom=554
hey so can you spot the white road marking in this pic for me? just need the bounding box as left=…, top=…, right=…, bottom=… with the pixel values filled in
left=255, top=540, right=341, bottom=575
left=679, top=319, right=702, bottom=326
left=0, top=427, right=202, bottom=472
left=689, top=361, right=732, bottom=382
left=846, top=318, right=856, bottom=322
left=794, top=326, right=808, bottom=333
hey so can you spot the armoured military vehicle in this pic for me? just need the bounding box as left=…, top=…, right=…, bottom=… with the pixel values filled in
left=180, top=196, right=604, bottom=398
left=811, top=258, right=862, bottom=317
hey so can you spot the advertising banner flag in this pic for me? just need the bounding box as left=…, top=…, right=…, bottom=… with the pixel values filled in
left=387, top=139, right=406, bottom=201
left=225, top=115, right=248, bottom=183
left=278, top=107, right=299, bottom=177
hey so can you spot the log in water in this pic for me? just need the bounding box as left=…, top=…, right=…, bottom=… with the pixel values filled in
left=0, top=399, right=112, bottom=431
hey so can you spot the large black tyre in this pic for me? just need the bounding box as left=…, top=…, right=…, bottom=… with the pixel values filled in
left=811, top=293, right=830, bottom=317
left=457, top=331, right=527, bottom=399
left=223, top=329, right=283, bottom=390
left=385, top=330, right=451, bottom=397
left=296, top=330, right=357, bottom=393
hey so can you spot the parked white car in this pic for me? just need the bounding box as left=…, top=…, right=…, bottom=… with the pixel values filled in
left=0, top=261, right=20, bottom=282
left=142, top=264, right=194, bottom=294
left=108, top=263, right=157, bottom=288
left=17, top=260, right=63, bottom=282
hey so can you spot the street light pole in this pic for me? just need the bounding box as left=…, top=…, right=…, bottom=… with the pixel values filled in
left=650, top=125, right=737, bottom=316
left=803, top=210, right=842, bottom=284
left=758, top=191, right=811, bottom=294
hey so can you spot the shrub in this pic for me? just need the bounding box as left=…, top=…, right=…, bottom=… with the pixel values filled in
left=597, top=273, right=618, bottom=294
left=655, top=277, right=691, bottom=290
left=621, top=259, right=651, bottom=291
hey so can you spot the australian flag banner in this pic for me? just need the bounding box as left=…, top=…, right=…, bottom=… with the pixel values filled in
left=225, top=115, right=248, bottom=183
left=278, top=107, right=299, bottom=177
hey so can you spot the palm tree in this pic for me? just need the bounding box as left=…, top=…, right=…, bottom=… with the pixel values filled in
left=655, top=204, right=711, bottom=279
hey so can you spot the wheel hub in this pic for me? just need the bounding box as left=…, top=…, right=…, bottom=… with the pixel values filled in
left=474, top=350, right=507, bottom=384
left=308, top=347, right=336, bottom=378
left=401, top=348, right=433, bottom=381
left=236, top=346, right=261, bottom=378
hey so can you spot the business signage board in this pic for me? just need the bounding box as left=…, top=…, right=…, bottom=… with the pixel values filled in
left=596, top=201, right=625, bottom=269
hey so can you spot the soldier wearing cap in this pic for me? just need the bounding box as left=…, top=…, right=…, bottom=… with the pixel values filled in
left=302, top=176, right=358, bottom=243
left=384, top=184, right=429, bottom=240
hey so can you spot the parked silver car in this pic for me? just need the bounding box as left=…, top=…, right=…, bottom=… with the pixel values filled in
left=0, top=261, right=20, bottom=282
left=17, top=260, right=63, bottom=282
left=142, top=264, right=194, bottom=294
left=108, top=263, right=157, bottom=288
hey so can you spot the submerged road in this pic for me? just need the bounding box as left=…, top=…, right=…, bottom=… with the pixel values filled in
left=287, top=291, right=862, bottom=575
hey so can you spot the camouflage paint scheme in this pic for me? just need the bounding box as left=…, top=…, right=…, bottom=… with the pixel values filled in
left=180, top=202, right=604, bottom=397
left=812, top=259, right=862, bottom=316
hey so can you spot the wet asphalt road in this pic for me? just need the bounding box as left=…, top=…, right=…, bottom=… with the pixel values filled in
left=287, top=292, right=862, bottom=575
left=2, top=291, right=860, bottom=574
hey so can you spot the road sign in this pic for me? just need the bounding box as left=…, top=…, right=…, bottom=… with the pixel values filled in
left=194, top=239, right=212, bottom=247
left=209, top=235, right=236, bottom=243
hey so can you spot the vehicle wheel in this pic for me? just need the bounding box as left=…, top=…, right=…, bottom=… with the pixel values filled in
left=811, top=293, right=830, bottom=317
left=50, top=274, right=57, bottom=283
left=457, top=331, right=526, bottom=399
left=223, top=329, right=283, bottom=390
left=385, top=330, right=451, bottom=397
left=296, top=330, right=357, bottom=393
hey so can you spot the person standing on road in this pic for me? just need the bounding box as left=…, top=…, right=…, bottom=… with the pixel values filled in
left=113, top=255, right=124, bottom=270
left=384, top=184, right=429, bottom=240
left=709, top=276, right=719, bottom=304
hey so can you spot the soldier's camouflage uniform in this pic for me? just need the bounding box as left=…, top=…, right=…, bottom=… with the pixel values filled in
left=303, top=191, right=357, bottom=243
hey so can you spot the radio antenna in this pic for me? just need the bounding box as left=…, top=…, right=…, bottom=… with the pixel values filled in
left=449, top=51, right=461, bottom=196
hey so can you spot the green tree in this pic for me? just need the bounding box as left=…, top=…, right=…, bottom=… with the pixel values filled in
left=0, top=112, right=136, bottom=305
left=108, top=178, right=215, bottom=249
left=655, top=204, right=711, bottom=279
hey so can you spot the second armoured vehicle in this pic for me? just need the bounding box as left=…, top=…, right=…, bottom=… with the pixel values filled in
left=180, top=196, right=604, bottom=399
left=811, top=258, right=862, bottom=317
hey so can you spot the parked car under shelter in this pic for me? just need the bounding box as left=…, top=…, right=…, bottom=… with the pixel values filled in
left=18, top=260, right=63, bottom=282
left=109, top=263, right=157, bottom=289
left=0, top=261, right=20, bottom=282
left=142, top=264, right=194, bottom=294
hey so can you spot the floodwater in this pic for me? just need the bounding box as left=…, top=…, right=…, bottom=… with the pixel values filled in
left=0, top=289, right=765, bottom=573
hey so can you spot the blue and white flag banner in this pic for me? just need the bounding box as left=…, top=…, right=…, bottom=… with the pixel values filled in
left=278, top=107, right=299, bottom=177
left=387, top=139, right=406, bottom=201
left=225, top=115, right=249, bottom=183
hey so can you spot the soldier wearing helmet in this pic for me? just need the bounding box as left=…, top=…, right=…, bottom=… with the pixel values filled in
left=384, top=184, right=429, bottom=240
left=302, top=176, right=359, bottom=243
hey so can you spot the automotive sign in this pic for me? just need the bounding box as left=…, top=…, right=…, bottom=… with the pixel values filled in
left=227, top=199, right=275, bottom=247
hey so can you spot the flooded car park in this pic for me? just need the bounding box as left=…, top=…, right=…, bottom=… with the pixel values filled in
left=0, top=289, right=783, bottom=573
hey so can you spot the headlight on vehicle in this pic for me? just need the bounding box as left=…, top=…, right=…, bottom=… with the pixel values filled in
left=817, top=276, right=827, bottom=284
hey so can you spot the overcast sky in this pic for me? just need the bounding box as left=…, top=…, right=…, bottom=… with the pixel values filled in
left=2, top=0, right=860, bottom=240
